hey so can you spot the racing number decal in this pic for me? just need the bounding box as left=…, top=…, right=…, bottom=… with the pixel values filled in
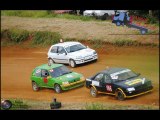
left=43, top=77, right=48, bottom=83
left=106, top=85, right=112, bottom=92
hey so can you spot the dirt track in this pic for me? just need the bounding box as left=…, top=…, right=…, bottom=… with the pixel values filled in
left=1, top=45, right=159, bottom=107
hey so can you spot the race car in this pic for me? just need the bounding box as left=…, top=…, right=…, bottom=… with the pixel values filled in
left=86, top=67, right=153, bottom=100
left=47, top=41, right=98, bottom=68
left=30, top=63, right=85, bottom=93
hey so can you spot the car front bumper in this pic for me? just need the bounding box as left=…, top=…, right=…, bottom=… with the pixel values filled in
left=125, top=86, right=153, bottom=98
left=61, top=78, right=85, bottom=90
left=74, top=55, right=98, bottom=64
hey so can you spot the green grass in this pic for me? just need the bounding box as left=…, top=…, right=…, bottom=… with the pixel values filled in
left=31, top=31, right=61, bottom=47
left=1, top=99, right=30, bottom=110
left=85, top=103, right=159, bottom=110
left=1, top=29, right=159, bottom=48
left=1, top=10, right=95, bottom=21
left=1, top=10, right=55, bottom=18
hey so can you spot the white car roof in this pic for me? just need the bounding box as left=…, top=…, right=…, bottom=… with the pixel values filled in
left=53, top=41, right=81, bottom=47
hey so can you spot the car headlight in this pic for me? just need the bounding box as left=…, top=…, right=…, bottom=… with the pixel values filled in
left=62, top=81, right=69, bottom=85
left=93, top=51, right=97, bottom=55
left=80, top=76, right=85, bottom=80
left=127, top=87, right=135, bottom=92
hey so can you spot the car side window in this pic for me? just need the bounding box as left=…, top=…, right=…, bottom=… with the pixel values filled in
left=41, top=69, right=49, bottom=77
left=35, top=69, right=41, bottom=77
left=51, top=46, right=58, bottom=53
left=104, top=74, right=112, bottom=83
left=58, top=46, right=65, bottom=54
left=94, top=73, right=104, bottom=81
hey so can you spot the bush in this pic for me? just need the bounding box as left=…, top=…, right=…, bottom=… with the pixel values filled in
left=31, top=31, right=62, bottom=46
left=8, top=29, right=30, bottom=43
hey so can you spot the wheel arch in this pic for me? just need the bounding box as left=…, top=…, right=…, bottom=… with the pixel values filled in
left=115, top=88, right=126, bottom=98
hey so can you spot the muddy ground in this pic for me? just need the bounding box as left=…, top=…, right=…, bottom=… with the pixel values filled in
left=1, top=45, right=159, bottom=108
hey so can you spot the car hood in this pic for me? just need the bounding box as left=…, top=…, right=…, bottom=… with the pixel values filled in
left=114, top=77, right=152, bottom=88
left=68, top=48, right=95, bottom=57
left=56, top=72, right=82, bottom=83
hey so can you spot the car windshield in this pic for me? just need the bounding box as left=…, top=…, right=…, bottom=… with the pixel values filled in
left=65, top=44, right=86, bottom=53
left=110, top=70, right=138, bottom=82
left=49, top=66, right=72, bottom=78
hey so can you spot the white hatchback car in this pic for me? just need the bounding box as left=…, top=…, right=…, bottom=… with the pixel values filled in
left=47, top=42, right=98, bottom=67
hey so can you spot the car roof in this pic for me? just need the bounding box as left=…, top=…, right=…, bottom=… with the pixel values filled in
left=36, top=64, right=63, bottom=70
left=53, top=41, right=81, bottom=47
left=100, top=67, right=131, bottom=75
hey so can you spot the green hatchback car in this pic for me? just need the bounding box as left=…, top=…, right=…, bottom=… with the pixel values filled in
left=30, top=64, right=85, bottom=93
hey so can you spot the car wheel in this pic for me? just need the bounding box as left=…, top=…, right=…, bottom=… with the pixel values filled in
left=54, top=84, right=62, bottom=93
left=116, top=90, right=125, bottom=101
left=140, top=29, right=146, bottom=35
left=48, top=58, right=55, bottom=64
left=32, top=82, right=39, bottom=91
left=104, top=13, right=109, bottom=20
left=69, top=59, right=76, bottom=68
left=116, top=21, right=121, bottom=26
left=90, top=87, right=98, bottom=97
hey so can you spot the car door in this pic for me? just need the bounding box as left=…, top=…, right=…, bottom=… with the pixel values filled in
left=56, top=46, right=68, bottom=63
left=32, top=68, right=43, bottom=87
left=48, top=46, right=59, bottom=63
left=101, top=74, right=114, bottom=93
left=41, top=69, right=50, bottom=87
left=91, top=73, right=104, bottom=92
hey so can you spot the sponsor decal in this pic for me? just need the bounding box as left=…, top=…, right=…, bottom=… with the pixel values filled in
left=50, top=69, right=54, bottom=72
left=43, top=77, right=48, bottom=83
left=110, top=69, right=131, bottom=77
left=125, top=79, right=143, bottom=86
left=66, top=74, right=73, bottom=78
left=111, top=75, right=118, bottom=79
left=92, top=81, right=99, bottom=86
left=106, top=85, right=112, bottom=92
left=36, top=69, right=41, bottom=73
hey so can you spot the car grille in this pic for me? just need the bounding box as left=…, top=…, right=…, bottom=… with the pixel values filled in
left=135, top=81, right=152, bottom=91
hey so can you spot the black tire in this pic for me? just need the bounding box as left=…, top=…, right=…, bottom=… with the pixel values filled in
left=32, top=82, right=39, bottom=91
left=90, top=87, right=98, bottom=97
left=50, top=102, right=61, bottom=109
left=103, top=13, right=109, bottom=20
left=116, top=90, right=125, bottom=101
left=48, top=58, right=55, bottom=64
left=140, top=29, right=146, bottom=35
left=116, top=21, right=121, bottom=26
left=54, top=84, right=62, bottom=93
left=1, top=100, right=12, bottom=110
left=69, top=59, right=76, bottom=68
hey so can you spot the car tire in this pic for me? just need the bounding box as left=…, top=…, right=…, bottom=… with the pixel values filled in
left=116, top=90, right=125, bottom=101
left=90, top=87, right=98, bottom=97
left=116, top=21, right=121, bottom=26
left=48, top=58, right=55, bottom=64
left=69, top=59, right=76, bottom=68
left=32, top=82, right=39, bottom=91
left=140, top=29, right=146, bottom=35
left=54, top=84, right=62, bottom=93
left=50, top=102, right=61, bottom=109
left=103, top=13, right=109, bottom=20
